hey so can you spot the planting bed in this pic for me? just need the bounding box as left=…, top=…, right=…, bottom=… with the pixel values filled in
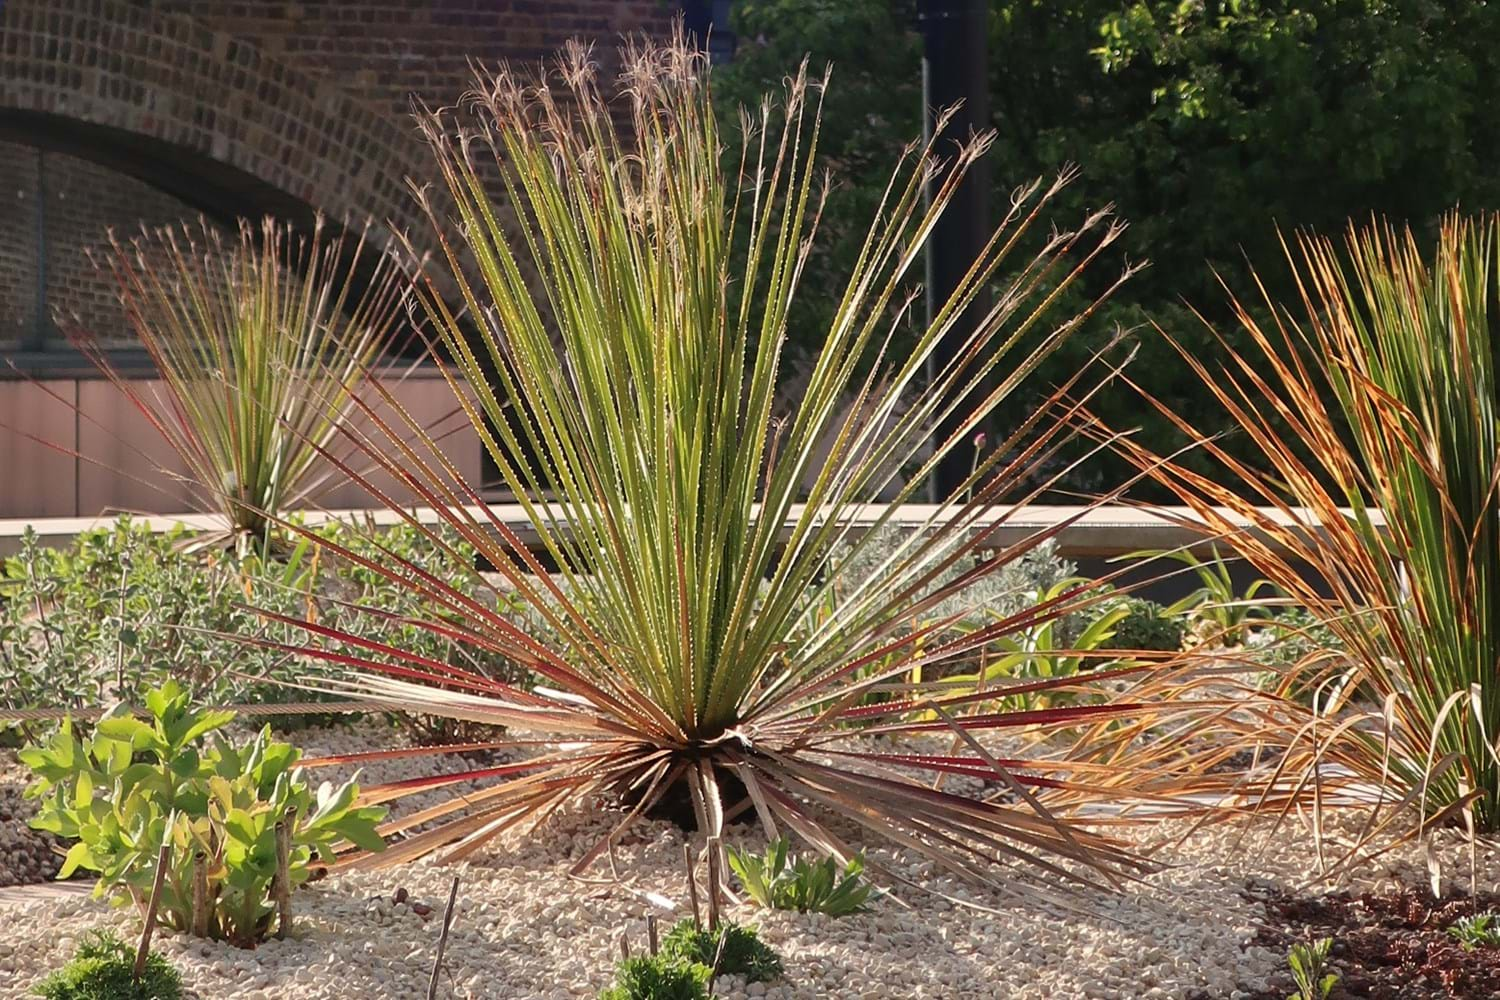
left=1247, top=887, right=1500, bottom=999
left=1, top=721, right=1497, bottom=999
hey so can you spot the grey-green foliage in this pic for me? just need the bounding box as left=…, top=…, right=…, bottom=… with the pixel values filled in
left=1253, top=608, right=1347, bottom=670
left=33, top=929, right=182, bottom=1000
left=821, top=528, right=1076, bottom=625
left=728, top=838, right=873, bottom=916
left=0, top=519, right=310, bottom=716
left=0, top=516, right=536, bottom=733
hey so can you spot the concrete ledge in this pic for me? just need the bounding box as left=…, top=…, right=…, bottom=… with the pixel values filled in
left=0, top=503, right=1373, bottom=560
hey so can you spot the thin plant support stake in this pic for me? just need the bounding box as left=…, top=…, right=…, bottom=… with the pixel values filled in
left=273, top=806, right=294, bottom=939
left=134, top=839, right=172, bottom=982
left=683, top=844, right=702, bottom=931
left=706, top=836, right=722, bottom=931
left=426, top=875, right=461, bottom=1000
left=190, top=850, right=209, bottom=938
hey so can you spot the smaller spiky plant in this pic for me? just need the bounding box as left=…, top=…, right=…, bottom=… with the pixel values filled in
left=1109, top=215, right=1500, bottom=865
left=64, top=215, right=416, bottom=547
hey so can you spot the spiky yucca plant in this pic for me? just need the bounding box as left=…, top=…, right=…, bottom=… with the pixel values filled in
left=1114, top=215, right=1500, bottom=847
left=72, top=216, right=414, bottom=545
left=280, top=38, right=1178, bottom=895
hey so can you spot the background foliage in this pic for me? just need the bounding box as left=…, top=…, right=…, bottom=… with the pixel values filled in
left=0, top=517, right=530, bottom=737
left=718, top=0, right=1500, bottom=492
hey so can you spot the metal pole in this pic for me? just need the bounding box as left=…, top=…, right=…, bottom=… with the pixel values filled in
left=919, top=0, right=991, bottom=501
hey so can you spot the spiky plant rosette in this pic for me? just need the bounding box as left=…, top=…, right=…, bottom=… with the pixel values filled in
left=276, top=38, right=1191, bottom=897
left=62, top=215, right=416, bottom=544
left=1108, top=215, right=1500, bottom=871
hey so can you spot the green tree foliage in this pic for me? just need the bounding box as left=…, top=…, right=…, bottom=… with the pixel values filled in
left=719, top=0, right=1500, bottom=492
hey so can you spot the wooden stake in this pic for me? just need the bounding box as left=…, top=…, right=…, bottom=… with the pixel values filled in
left=425, top=875, right=461, bottom=1000
left=646, top=914, right=659, bottom=955
left=134, top=840, right=171, bottom=982
left=705, top=836, right=722, bottom=931
left=708, top=927, right=728, bottom=980
left=683, top=843, right=701, bottom=930
left=190, top=851, right=209, bottom=938
left=272, top=807, right=294, bottom=940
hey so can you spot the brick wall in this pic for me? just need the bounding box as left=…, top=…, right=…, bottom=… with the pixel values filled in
left=0, top=144, right=231, bottom=350
left=153, top=1, right=672, bottom=116
left=1, top=0, right=674, bottom=349
left=0, top=142, right=40, bottom=348
left=0, top=0, right=678, bottom=517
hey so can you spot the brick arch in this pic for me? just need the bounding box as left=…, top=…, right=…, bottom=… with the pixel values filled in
left=0, top=0, right=431, bottom=245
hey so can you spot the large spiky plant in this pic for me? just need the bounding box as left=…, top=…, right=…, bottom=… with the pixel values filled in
left=277, top=38, right=1180, bottom=896
left=69, top=215, right=414, bottom=545
left=1113, top=215, right=1500, bottom=852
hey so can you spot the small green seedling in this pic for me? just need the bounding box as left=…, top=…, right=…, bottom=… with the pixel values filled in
left=1286, top=937, right=1338, bottom=1000
left=727, top=837, right=873, bottom=916
left=1448, top=911, right=1500, bottom=950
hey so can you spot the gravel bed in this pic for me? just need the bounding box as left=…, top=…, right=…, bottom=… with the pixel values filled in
left=0, top=754, right=61, bottom=888
left=0, top=722, right=1498, bottom=998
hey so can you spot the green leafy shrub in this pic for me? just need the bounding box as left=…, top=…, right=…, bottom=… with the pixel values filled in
left=1110, top=599, right=1184, bottom=654
left=1158, top=548, right=1279, bottom=647
left=33, top=929, right=182, bottom=1000
left=728, top=838, right=873, bottom=916
left=20, top=681, right=385, bottom=948
left=598, top=954, right=711, bottom=1000
left=658, top=920, right=782, bottom=984
left=0, top=519, right=311, bottom=719
left=934, top=579, right=1131, bottom=712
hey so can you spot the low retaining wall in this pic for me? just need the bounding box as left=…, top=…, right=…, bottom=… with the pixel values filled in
left=0, top=501, right=1361, bottom=562
left=0, top=370, right=480, bottom=518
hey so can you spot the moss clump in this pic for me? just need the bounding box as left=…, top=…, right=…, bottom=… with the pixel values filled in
left=658, top=919, right=783, bottom=983
left=33, top=930, right=183, bottom=1000
left=598, top=953, right=711, bottom=1000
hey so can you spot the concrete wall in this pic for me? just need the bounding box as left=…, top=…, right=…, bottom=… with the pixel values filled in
left=0, top=371, right=479, bottom=518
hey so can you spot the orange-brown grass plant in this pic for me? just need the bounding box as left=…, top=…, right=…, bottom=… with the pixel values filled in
left=64, top=216, right=416, bottom=548
left=276, top=37, right=1207, bottom=902
left=1110, top=215, right=1500, bottom=869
